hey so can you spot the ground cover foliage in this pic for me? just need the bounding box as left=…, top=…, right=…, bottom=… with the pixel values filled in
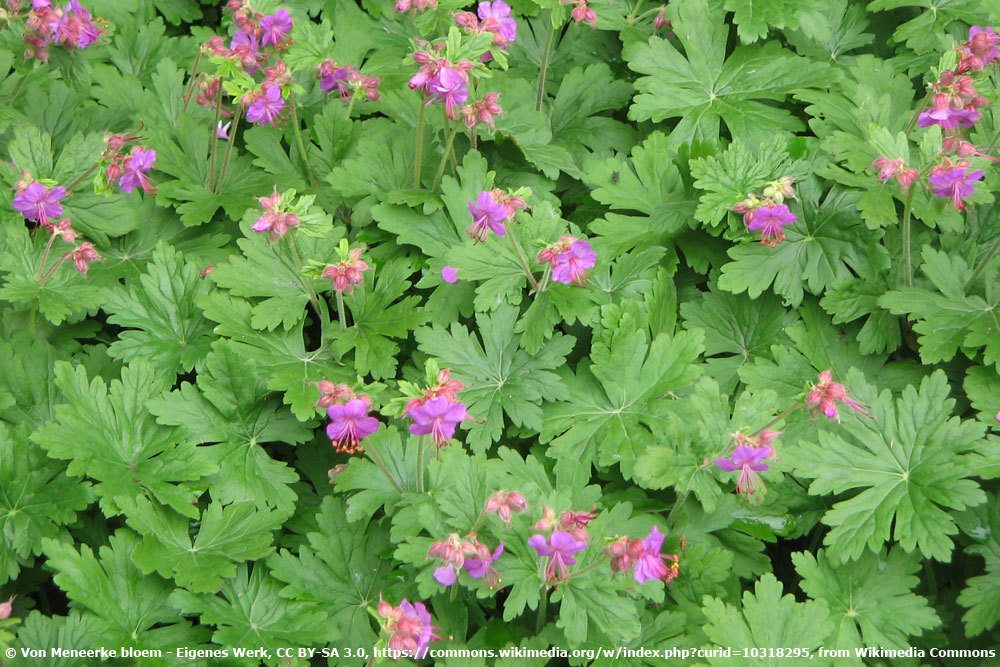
left=0, top=0, right=999, bottom=665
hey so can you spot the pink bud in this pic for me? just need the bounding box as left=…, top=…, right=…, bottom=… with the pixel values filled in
left=0, top=597, right=13, bottom=620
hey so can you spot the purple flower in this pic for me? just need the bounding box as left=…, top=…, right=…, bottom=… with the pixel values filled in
left=465, top=543, right=503, bottom=586
left=715, top=444, right=775, bottom=498
left=12, top=182, right=67, bottom=223
left=528, top=531, right=586, bottom=582
left=217, top=121, right=231, bottom=139
left=478, top=0, right=517, bottom=47
left=260, top=8, right=293, bottom=47
left=247, top=86, right=285, bottom=125
left=407, top=396, right=468, bottom=446
left=551, top=240, right=597, bottom=285
left=427, top=66, right=469, bottom=117
left=632, top=526, right=671, bottom=583
left=918, top=94, right=981, bottom=129
left=319, top=64, right=351, bottom=96
left=326, top=398, right=380, bottom=454
left=467, top=191, right=509, bottom=241
left=929, top=165, right=985, bottom=211
left=441, top=266, right=459, bottom=283
left=50, top=0, right=101, bottom=49
left=378, top=598, right=439, bottom=657
left=746, top=204, right=796, bottom=247
left=117, top=148, right=156, bottom=194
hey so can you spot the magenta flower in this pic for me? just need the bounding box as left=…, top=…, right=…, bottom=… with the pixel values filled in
left=528, top=531, right=586, bottom=582
left=117, top=147, right=156, bottom=194
left=631, top=526, right=679, bottom=583
left=715, top=444, right=775, bottom=498
left=377, top=598, right=439, bottom=658
left=806, top=370, right=869, bottom=420
left=484, top=490, right=527, bottom=523
left=252, top=191, right=300, bottom=242
left=50, top=0, right=100, bottom=49
left=246, top=86, right=285, bottom=125
left=962, top=26, right=1000, bottom=71
left=217, top=121, right=230, bottom=139
left=552, top=239, right=597, bottom=285
left=928, top=165, right=984, bottom=211
left=746, top=204, right=796, bottom=247
left=427, top=65, right=469, bottom=118
left=407, top=396, right=468, bottom=446
left=318, top=61, right=380, bottom=102
left=326, top=398, right=380, bottom=454
left=70, top=242, right=101, bottom=274
left=441, top=266, right=459, bottom=283
left=465, top=543, right=503, bottom=586
left=478, top=0, right=517, bottom=47
left=468, top=190, right=510, bottom=242
left=260, top=8, right=292, bottom=47
left=322, top=247, right=369, bottom=294
left=12, top=182, right=67, bottom=223
left=918, top=94, right=981, bottom=129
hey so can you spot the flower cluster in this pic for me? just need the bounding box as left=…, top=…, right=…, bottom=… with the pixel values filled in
left=405, top=369, right=469, bottom=446
left=12, top=180, right=66, bottom=224
left=714, top=430, right=780, bottom=500
left=467, top=189, right=525, bottom=242
left=806, top=370, right=868, bottom=420
left=322, top=242, right=369, bottom=294
left=102, top=134, right=157, bottom=195
left=528, top=508, right=596, bottom=582
left=454, top=1, right=517, bottom=53
left=409, top=49, right=476, bottom=119
left=731, top=176, right=798, bottom=247
left=376, top=597, right=439, bottom=659
left=606, top=526, right=680, bottom=584
left=565, top=0, right=597, bottom=26
left=872, top=157, right=919, bottom=189
left=428, top=534, right=504, bottom=587
left=251, top=190, right=300, bottom=241
left=316, top=60, right=380, bottom=104
left=957, top=26, right=1000, bottom=73
left=460, top=92, right=503, bottom=128
left=483, top=490, right=527, bottom=523
left=20, top=0, right=103, bottom=62
left=13, top=178, right=101, bottom=279
left=395, top=0, right=436, bottom=13
left=537, top=235, right=597, bottom=285
left=319, top=383, right=381, bottom=454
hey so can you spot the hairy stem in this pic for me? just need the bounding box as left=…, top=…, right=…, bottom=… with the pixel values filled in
left=414, top=103, right=426, bottom=188
left=626, top=0, right=646, bottom=23
left=287, top=236, right=328, bottom=348
left=35, top=231, right=58, bottom=281
left=208, top=86, right=223, bottom=191
left=535, top=13, right=555, bottom=112
left=431, top=122, right=461, bottom=191
left=289, top=94, right=319, bottom=188
left=181, top=49, right=203, bottom=113
left=901, top=184, right=915, bottom=287
left=65, top=162, right=99, bottom=193
left=416, top=437, right=426, bottom=493
left=367, top=445, right=404, bottom=493
left=335, top=290, right=347, bottom=330
left=535, top=587, right=549, bottom=633
left=214, top=107, right=242, bottom=195
left=507, top=227, right=540, bottom=290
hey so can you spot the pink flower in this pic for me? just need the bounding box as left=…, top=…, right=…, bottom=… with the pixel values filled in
left=52, top=218, right=76, bottom=243
left=117, top=147, right=156, bottom=194
left=322, top=248, right=369, bottom=293
left=317, top=60, right=380, bottom=102
left=49, top=0, right=101, bottom=49
left=918, top=93, right=981, bottom=129
left=460, top=92, right=503, bottom=128
left=326, top=397, right=380, bottom=454
left=377, top=598, right=439, bottom=658
left=441, top=266, right=459, bottom=283
left=715, top=443, right=775, bottom=498
left=315, top=381, right=353, bottom=409
left=632, top=526, right=679, bottom=584
left=468, top=190, right=510, bottom=241
left=928, top=164, right=985, bottom=211
left=528, top=531, right=587, bottom=582
left=0, top=597, right=12, bottom=620
left=464, top=542, right=503, bottom=586
left=746, top=204, right=796, bottom=247
left=407, top=396, right=468, bottom=446
left=252, top=191, right=300, bottom=241
left=806, top=370, right=869, bottom=420
left=395, top=0, right=436, bottom=13
left=260, top=8, right=292, bottom=47
left=653, top=6, right=669, bottom=31
left=569, top=0, right=596, bottom=26
left=477, top=0, right=517, bottom=47
left=539, top=236, right=597, bottom=285
left=484, top=490, right=527, bottom=523
left=246, top=85, right=285, bottom=125
left=960, top=26, right=1000, bottom=71
left=12, top=181, right=67, bottom=223
left=873, top=157, right=903, bottom=182
left=427, top=65, right=470, bottom=118
left=217, top=121, right=231, bottom=139
left=70, top=242, right=100, bottom=274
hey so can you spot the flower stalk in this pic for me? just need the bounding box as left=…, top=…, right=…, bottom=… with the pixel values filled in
left=289, top=93, right=319, bottom=188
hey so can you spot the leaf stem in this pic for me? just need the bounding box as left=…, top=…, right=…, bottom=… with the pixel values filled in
left=535, top=587, right=549, bottom=633
left=901, top=184, right=915, bottom=287
left=536, top=13, right=555, bottom=112
left=287, top=235, right=328, bottom=347
left=289, top=93, right=319, bottom=189
left=431, top=121, right=461, bottom=191
left=626, top=0, right=646, bottom=23
left=214, top=107, right=242, bottom=195
left=181, top=49, right=203, bottom=113
left=416, top=436, right=426, bottom=493
left=367, top=445, right=404, bottom=493
left=414, top=103, right=426, bottom=188
left=443, top=105, right=458, bottom=172
left=208, top=85, right=223, bottom=191
left=507, top=227, right=540, bottom=290
left=335, top=290, right=347, bottom=330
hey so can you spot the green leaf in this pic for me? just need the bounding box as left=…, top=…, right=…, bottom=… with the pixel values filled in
left=542, top=310, right=704, bottom=478
left=793, top=549, right=939, bottom=651
left=104, top=242, right=214, bottom=376
left=697, top=573, right=834, bottom=666
left=416, top=304, right=574, bottom=453
left=15, top=612, right=103, bottom=666
left=624, top=0, right=835, bottom=147
left=0, top=424, right=91, bottom=585
left=32, top=361, right=216, bottom=519
left=268, top=497, right=388, bottom=646
left=724, top=0, right=816, bottom=43
left=148, top=341, right=308, bottom=513
left=718, top=189, right=890, bottom=306
left=333, top=258, right=428, bottom=379
left=118, top=496, right=287, bottom=594
left=42, top=531, right=206, bottom=649
left=787, top=370, right=988, bottom=562
left=957, top=497, right=1000, bottom=636
left=879, top=247, right=1000, bottom=369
